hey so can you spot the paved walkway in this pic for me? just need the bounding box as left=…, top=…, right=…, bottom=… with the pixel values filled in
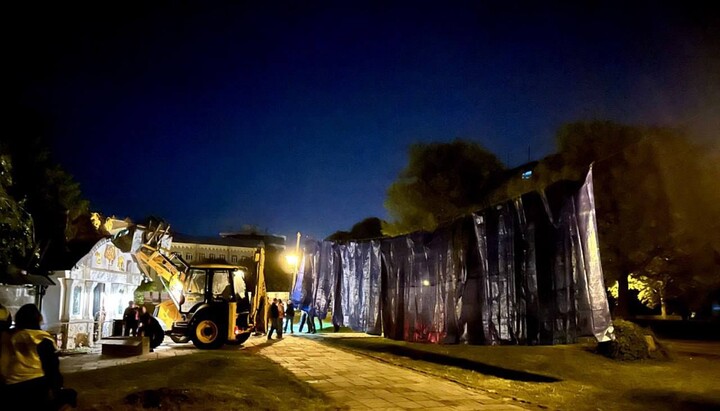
left=60, top=334, right=527, bottom=410
left=256, top=334, right=526, bottom=410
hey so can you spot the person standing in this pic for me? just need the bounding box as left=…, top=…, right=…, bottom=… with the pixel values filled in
left=267, top=298, right=280, bottom=340
left=298, top=306, right=315, bottom=333
left=123, top=301, right=139, bottom=337
left=277, top=299, right=285, bottom=337
left=0, top=303, right=76, bottom=410
left=137, top=305, right=163, bottom=351
left=308, top=306, right=318, bottom=333
left=137, top=306, right=152, bottom=337
left=283, top=301, right=295, bottom=334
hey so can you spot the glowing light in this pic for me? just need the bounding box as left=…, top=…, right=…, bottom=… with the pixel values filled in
left=285, top=254, right=299, bottom=266
left=422, top=279, right=430, bottom=286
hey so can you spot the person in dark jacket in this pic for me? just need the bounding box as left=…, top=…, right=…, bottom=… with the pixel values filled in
left=283, top=301, right=295, bottom=334
left=122, top=301, right=139, bottom=336
left=137, top=305, right=152, bottom=336
left=308, top=306, right=318, bottom=333
left=267, top=298, right=281, bottom=340
left=0, top=303, right=76, bottom=410
left=137, top=305, right=163, bottom=351
left=298, top=305, right=316, bottom=333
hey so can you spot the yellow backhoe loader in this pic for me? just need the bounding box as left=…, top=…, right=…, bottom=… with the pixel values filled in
left=111, top=221, right=267, bottom=349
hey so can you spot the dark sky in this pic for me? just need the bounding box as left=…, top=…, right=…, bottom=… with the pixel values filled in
left=8, top=2, right=719, bottom=242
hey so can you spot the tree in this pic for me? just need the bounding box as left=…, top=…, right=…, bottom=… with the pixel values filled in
left=552, top=121, right=720, bottom=317
left=326, top=217, right=385, bottom=242
left=1, top=131, right=90, bottom=272
left=383, top=139, right=506, bottom=235
left=623, top=255, right=682, bottom=318
left=0, top=155, right=36, bottom=274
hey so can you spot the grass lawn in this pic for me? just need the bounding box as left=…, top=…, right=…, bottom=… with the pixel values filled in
left=64, top=348, right=345, bottom=410
left=317, top=335, right=720, bottom=411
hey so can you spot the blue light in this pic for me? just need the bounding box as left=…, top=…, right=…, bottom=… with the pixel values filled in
left=522, top=170, right=533, bottom=180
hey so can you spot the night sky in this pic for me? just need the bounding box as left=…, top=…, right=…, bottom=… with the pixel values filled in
left=8, top=2, right=719, bottom=242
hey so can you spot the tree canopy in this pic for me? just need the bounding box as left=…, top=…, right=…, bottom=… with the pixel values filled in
left=326, top=217, right=385, bottom=242
left=1, top=128, right=90, bottom=272
left=0, top=155, right=36, bottom=274
left=383, top=139, right=505, bottom=235
left=550, top=121, right=720, bottom=317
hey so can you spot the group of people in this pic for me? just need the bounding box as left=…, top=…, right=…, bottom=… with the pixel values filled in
left=266, top=298, right=320, bottom=340
left=0, top=302, right=77, bottom=410
left=122, top=301, right=156, bottom=339
left=121, top=301, right=163, bottom=350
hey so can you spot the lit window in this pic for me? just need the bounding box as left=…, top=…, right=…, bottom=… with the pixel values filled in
left=210, top=253, right=215, bottom=259
left=186, top=254, right=192, bottom=261
left=231, top=255, right=237, bottom=263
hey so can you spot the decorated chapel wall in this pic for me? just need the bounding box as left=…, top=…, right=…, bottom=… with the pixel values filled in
left=45, top=230, right=167, bottom=350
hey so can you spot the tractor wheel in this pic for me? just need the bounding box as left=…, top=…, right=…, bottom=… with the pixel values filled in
left=148, top=319, right=166, bottom=349
left=191, top=316, right=225, bottom=349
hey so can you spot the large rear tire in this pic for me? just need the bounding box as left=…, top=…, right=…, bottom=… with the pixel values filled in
left=191, top=316, right=225, bottom=349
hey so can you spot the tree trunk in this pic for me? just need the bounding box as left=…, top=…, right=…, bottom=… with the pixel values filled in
left=615, top=273, right=630, bottom=319
left=660, top=298, right=667, bottom=318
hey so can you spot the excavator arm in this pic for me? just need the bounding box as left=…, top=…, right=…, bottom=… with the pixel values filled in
left=109, top=221, right=186, bottom=313
left=133, top=244, right=189, bottom=312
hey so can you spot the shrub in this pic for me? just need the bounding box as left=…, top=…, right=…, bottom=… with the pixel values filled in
left=596, top=319, right=669, bottom=361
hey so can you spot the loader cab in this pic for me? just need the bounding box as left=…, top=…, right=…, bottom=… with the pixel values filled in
left=171, top=264, right=251, bottom=349
left=180, top=264, right=247, bottom=312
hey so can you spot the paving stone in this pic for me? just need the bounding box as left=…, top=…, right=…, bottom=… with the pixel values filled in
left=414, top=399, right=446, bottom=407
left=60, top=333, right=529, bottom=410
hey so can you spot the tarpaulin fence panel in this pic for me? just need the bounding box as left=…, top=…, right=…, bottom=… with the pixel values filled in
left=313, top=241, right=336, bottom=319
left=572, top=167, right=613, bottom=342
left=337, top=241, right=382, bottom=334
left=294, top=169, right=612, bottom=345
left=380, top=237, right=407, bottom=340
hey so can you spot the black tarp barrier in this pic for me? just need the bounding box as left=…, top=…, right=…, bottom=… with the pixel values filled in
left=293, top=240, right=318, bottom=311
left=294, top=168, right=612, bottom=345
left=336, top=241, right=382, bottom=334
left=312, top=241, right=336, bottom=319
left=290, top=246, right=307, bottom=308
left=569, top=167, right=614, bottom=342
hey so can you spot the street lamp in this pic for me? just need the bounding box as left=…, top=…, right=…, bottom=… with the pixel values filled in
left=284, top=254, right=299, bottom=267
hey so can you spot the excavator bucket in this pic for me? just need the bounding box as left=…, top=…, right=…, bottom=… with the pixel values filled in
left=110, top=226, right=136, bottom=253
left=134, top=245, right=186, bottom=309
